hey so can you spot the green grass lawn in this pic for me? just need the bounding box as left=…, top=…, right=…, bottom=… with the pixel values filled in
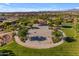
left=61, top=28, right=76, bottom=37
left=0, top=28, right=79, bottom=56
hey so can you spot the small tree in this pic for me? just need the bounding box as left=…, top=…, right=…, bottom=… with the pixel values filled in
left=18, top=27, right=28, bottom=42
left=53, top=30, right=62, bottom=38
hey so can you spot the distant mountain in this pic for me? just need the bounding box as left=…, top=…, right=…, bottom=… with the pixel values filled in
left=66, top=9, right=79, bottom=12
left=0, top=8, right=79, bottom=15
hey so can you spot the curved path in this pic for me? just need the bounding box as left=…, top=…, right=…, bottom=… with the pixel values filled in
left=14, top=30, right=66, bottom=49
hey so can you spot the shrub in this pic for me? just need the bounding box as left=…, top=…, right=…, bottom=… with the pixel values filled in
left=52, top=37, right=61, bottom=43
left=62, top=23, right=72, bottom=28
left=63, top=37, right=76, bottom=42
left=53, top=31, right=62, bottom=38
left=52, top=30, right=63, bottom=43
left=0, top=49, right=15, bottom=56
left=18, top=29, right=27, bottom=37
left=18, top=27, right=28, bottom=42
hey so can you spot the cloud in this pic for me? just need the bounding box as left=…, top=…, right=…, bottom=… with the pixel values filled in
left=0, top=8, right=62, bottom=12
left=5, top=3, right=11, bottom=5
left=0, top=7, right=53, bottom=12
left=75, top=7, right=79, bottom=9
left=0, top=5, right=6, bottom=8
left=0, top=4, right=62, bottom=12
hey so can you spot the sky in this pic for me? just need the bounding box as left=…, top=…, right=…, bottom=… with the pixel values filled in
left=0, top=3, right=79, bottom=12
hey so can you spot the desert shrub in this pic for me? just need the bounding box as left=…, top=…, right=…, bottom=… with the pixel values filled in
left=18, top=27, right=28, bottom=42
left=0, top=49, right=15, bottom=56
left=63, top=37, right=76, bottom=42
left=52, top=30, right=62, bottom=43
left=62, top=23, right=72, bottom=28
left=52, top=37, right=61, bottom=43
left=53, top=31, right=62, bottom=37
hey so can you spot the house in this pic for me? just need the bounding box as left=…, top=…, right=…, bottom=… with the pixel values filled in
left=11, top=21, right=17, bottom=26
left=0, top=17, right=7, bottom=22
left=37, top=19, right=47, bottom=26
left=0, top=37, right=3, bottom=46
left=2, top=34, right=10, bottom=44
left=0, top=32, right=13, bottom=46
left=0, top=26, right=4, bottom=31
